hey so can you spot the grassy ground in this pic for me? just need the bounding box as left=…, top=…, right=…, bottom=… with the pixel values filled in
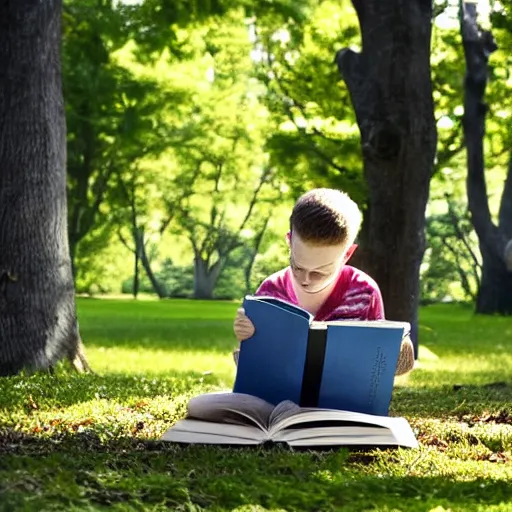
left=0, top=299, right=511, bottom=512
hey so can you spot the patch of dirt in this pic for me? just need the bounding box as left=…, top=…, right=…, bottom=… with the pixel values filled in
left=459, top=409, right=512, bottom=426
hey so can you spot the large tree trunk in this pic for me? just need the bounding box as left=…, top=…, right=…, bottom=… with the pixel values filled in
left=335, top=0, right=437, bottom=357
left=0, top=0, right=88, bottom=375
left=460, top=2, right=512, bottom=315
left=193, top=255, right=223, bottom=299
left=478, top=247, right=512, bottom=313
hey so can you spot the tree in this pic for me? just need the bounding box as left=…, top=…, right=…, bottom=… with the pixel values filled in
left=460, top=1, right=512, bottom=314
left=254, top=1, right=366, bottom=203
left=120, top=0, right=309, bottom=58
left=176, top=156, right=278, bottom=299
left=153, top=15, right=284, bottom=300
left=115, top=161, right=200, bottom=299
left=335, top=0, right=438, bottom=356
left=0, top=0, right=89, bottom=376
left=422, top=195, right=481, bottom=302
left=63, top=0, right=182, bottom=276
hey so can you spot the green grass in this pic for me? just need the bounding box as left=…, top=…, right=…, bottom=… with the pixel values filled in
left=1, top=298, right=511, bottom=512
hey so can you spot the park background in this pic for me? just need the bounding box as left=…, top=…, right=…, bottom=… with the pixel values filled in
left=63, top=0, right=510, bottom=310
left=1, top=0, right=512, bottom=510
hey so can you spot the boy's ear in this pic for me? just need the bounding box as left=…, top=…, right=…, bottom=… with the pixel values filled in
left=343, top=243, right=358, bottom=263
left=285, top=231, right=291, bottom=246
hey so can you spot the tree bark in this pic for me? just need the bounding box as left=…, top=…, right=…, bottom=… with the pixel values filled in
left=193, top=255, right=223, bottom=299
left=133, top=234, right=140, bottom=299
left=139, top=238, right=168, bottom=298
left=0, top=0, right=88, bottom=375
left=335, top=0, right=438, bottom=357
left=460, top=2, right=512, bottom=314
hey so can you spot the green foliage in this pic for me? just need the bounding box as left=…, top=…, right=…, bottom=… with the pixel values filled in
left=62, top=0, right=512, bottom=305
left=74, top=225, right=132, bottom=295
left=251, top=236, right=290, bottom=287
left=422, top=200, right=481, bottom=303
left=1, top=299, right=512, bottom=510
left=421, top=5, right=512, bottom=305
left=431, top=5, right=511, bottom=173
left=119, top=0, right=310, bottom=58
left=256, top=1, right=366, bottom=203
left=214, top=264, right=247, bottom=300
left=119, top=257, right=252, bottom=300
left=121, top=259, right=195, bottom=298
left=152, top=14, right=285, bottom=296
left=63, top=0, right=185, bottom=269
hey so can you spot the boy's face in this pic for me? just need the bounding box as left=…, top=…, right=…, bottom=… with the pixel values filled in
left=287, top=232, right=355, bottom=294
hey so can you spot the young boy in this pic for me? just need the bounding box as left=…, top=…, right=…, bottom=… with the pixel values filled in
left=233, top=188, right=415, bottom=376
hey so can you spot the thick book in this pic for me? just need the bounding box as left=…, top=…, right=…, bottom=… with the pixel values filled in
left=233, top=295, right=410, bottom=416
left=161, top=392, right=418, bottom=448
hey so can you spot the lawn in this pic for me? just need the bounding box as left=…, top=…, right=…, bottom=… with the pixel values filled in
left=0, top=298, right=511, bottom=512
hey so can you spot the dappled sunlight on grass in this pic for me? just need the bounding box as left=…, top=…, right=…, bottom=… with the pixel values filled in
left=1, top=299, right=511, bottom=511
left=87, top=345, right=236, bottom=384
left=410, top=353, right=512, bottom=384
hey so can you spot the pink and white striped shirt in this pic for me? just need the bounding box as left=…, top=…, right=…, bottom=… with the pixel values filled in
left=255, top=265, right=384, bottom=321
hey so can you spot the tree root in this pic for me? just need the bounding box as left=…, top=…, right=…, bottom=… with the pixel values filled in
left=69, top=339, right=94, bottom=374
left=47, top=337, right=94, bottom=375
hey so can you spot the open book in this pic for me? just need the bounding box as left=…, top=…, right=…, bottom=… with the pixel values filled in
left=233, top=295, right=410, bottom=416
left=161, top=392, right=418, bottom=448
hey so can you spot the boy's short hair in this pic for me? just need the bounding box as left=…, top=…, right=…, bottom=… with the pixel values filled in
left=290, top=188, right=362, bottom=247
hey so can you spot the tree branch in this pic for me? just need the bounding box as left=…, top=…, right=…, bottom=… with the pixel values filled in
left=444, top=194, right=482, bottom=274
left=268, top=66, right=350, bottom=175
left=441, top=237, right=477, bottom=300
left=117, top=229, right=134, bottom=253
left=160, top=163, right=202, bottom=236
left=334, top=48, right=369, bottom=133
left=460, top=0, right=506, bottom=257
left=234, top=167, right=273, bottom=242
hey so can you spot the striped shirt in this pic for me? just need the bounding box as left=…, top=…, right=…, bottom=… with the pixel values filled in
left=255, top=265, right=384, bottom=321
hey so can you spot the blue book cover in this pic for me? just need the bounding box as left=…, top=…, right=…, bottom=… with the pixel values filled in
left=232, top=296, right=313, bottom=405
left=233, top=296, right=409, bottom=416
left=318, top=322, right=405, bottom=415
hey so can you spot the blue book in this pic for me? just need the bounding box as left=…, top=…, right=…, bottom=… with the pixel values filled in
left=233, top=295, right=410, bottom=416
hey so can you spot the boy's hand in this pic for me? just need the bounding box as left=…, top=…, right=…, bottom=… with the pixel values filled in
left=233, top=307, right=255, bottom=341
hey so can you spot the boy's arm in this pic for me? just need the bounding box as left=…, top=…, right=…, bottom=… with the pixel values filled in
left=395, top=335, right=415, bottom=376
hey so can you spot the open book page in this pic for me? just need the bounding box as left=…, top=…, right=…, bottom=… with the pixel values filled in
left=268, top=406, right=410, bottom=435
left=266, top=406, right=418, bottom=448
left=282, top=432, right=416, bottom=447
left=163, top=419, right=268, bottom=445
left=246, top=295, right=314, bottom=323
left=268, top=400, right=302, bottom=426
left=186, top=392, right=275, bottom=431
left=272, top=417, right=418, bottom=448
left=164, top=429, right=265, bottom=445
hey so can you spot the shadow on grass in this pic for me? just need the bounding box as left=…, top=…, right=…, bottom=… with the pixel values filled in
left=0, top=431, right=511, bottom=511
left=80, top=317, right=237, bottom=354
left=1, top=367, right=510, bottom=419
left=391, top=380, right=512, bottom=417
left=77, top=296, right=239, bottom=354
left=0, top=369, right=224, bottom=411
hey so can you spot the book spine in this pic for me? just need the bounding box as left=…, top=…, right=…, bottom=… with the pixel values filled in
left=299, top=328, right=327, bottom=407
